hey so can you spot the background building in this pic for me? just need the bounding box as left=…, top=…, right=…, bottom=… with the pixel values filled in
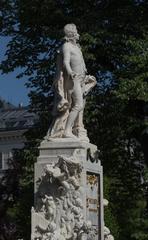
left=0, top=98, right=37, bottom=174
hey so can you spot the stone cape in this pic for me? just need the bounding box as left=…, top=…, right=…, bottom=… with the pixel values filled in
left=31, top=139, right=104, bottom=240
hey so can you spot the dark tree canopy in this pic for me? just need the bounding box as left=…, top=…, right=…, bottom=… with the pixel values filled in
left=0, top=0, right=148, bottom=104
left=0, top=1, right=148, bottom=240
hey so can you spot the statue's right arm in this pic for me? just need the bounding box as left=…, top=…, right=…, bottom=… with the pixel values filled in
left=62, top=43, right=73, bottom=76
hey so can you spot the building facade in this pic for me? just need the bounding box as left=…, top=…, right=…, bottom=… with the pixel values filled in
left=0, top=102, right=37, bottom=174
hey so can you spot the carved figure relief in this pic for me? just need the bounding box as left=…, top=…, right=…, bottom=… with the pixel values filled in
left=87, top=148, right=99, bottom=163
left=32, top=155, right=95, bottom=240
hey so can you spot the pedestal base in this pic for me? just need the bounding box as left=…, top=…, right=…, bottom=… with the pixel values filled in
left=31, top=139, right=104, bottom=240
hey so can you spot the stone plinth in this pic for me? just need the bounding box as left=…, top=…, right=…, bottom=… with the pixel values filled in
left=31, top=139, right=104, bottom=240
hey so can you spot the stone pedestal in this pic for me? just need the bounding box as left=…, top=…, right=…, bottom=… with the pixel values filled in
left=31, top=139, right=104, bottom=240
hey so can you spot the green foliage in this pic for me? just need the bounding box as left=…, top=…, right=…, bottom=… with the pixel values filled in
left=0, top=136, right=39, bottom=239
left=104, top=176, right=120, bottom=239
left=0, top=1, right=148, bottom=240
left=85, top=92, right=148, bottom=240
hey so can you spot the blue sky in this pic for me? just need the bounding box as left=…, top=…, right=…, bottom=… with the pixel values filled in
left=0, top=37, right=29, bottom=106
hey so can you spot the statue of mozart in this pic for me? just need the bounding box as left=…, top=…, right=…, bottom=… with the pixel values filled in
left=46, top=23, right=96, bottom=141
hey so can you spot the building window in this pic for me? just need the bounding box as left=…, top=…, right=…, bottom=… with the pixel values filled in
left=0, top=152, right=12, bottom=170
left=0, top=152, right=2, bottom=169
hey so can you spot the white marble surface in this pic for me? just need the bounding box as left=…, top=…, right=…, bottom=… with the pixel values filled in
left=46, top=24, right=96, bottom=141
left=31, top=140, right=104, bottom=240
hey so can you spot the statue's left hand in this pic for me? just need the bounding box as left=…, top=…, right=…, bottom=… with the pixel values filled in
left=83, top=75, right=97, bottom=96
left=87, top=75, right=96, bottom=82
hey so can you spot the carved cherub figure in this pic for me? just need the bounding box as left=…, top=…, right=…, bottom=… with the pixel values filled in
left=42, top=195, right=56, bottom=221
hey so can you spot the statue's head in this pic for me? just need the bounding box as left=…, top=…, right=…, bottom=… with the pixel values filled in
left=63, top=23, right=79, bottom=41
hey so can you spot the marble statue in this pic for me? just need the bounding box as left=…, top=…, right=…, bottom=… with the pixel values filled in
left=46, top=23, right=96, bottom=141
left=31, top=23, right=109, bottom=240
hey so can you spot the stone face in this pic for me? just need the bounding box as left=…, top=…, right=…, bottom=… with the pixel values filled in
left=31, top=140, right=104, bottom=240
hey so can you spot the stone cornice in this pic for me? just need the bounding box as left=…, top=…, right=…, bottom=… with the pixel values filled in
left=0, top=129, right=26, bottom=142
